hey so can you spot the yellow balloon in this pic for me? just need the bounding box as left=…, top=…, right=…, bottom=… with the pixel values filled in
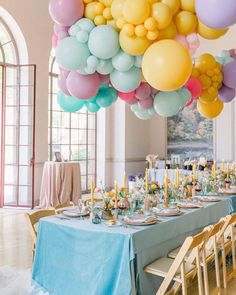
left=158, top=21, right=177, bottom=40
left=123, top=0, right=151, bottom=25
left=144, top=17, right=157, bottom=31
left=198, top=20, right=228, bottom=40
left=174, top=11, right=197, bottom=35
left=116, top=17, right=126, bottom=29
left=142, top=39, right=192, bottom=91
left=119, top=29, right=152, bottom=55
left=100, top=0, right=112, bottom=7
left=199, top=88, right=218, bottom=103
left=103, top=7, right=112, bottom=19
left=199, top=74, right=211, bottom=90
left=135, top=25, right=148, bottom=37
left=152, top=3, right=172, bottom=30
left=123, top=23, right=135, bottom=36
left=95, top=2, right=105, bottom=15
left=180, top=0, right=195, bottom=13
left=161, top=0, right=180, bottom=15
left=85, top=2, right=97, bottom=20
left=195, top=54, right=216, bottom=73
left=146, top=29, right=159, bottom=40
left=111, top=0, right=125, bottom=19
left=191, top=68, right=200, bottom=78
left=83, top=0, right=93, bottom=3
left=94, top=15, right=107, bottom=25
left=197, top=99, right=224, bottom=119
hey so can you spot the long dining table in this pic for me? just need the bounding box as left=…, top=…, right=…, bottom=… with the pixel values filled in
left=32, top=196, right=235, bottom=295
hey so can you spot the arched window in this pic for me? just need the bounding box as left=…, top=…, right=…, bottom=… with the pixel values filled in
left=0, top=17, right=19, bottom=65
left=48, top=49, right=97, bottom=192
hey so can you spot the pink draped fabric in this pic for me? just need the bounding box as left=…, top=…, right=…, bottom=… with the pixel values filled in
left=39, top=162, right=81, bottom=208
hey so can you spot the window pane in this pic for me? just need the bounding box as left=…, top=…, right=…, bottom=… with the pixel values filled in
left=5, top=106, right=18, bottom=125
left=88, top=130, right=96, bottom=144
left=3, top=185, right=17, bottom=206
left=5, top=146, right=17, bottom=165
left=78, top=114, right=87, bottom=128
left=88, top=145, right=95, bottom=159
left=88, top=114, right=96, bottom=129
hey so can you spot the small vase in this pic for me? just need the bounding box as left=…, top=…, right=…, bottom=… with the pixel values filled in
left=187, top=185, right=193, bottom=197
left=118, top=197, right=130, bottom=212
left=102, top=208, right=113, bottom=220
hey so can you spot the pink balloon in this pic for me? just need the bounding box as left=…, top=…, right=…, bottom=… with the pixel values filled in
left=185, top=77, right=202, bottom=99
left=175, top=35, right=189, bottom=50
left=99, top=74, right=110, bottom=84
left=53, top=23, right=69, bottom=35
left=49, top=0, right=84, bottom=26
left=58, top=74, right=70, bottom=95
left=59, top=67, right=70, bottom=77
left=135, top=83, right=152, bottom=100
left=58, top=31, right=69, bottom=40
left=125, top=96, right=139, bottom=105
left=118, top=91, right=135, bottom=101
left=52, top=34, right=58, bottom=48
left=184, top=97, right=194, bottom=108
left=138, top=97, right=153, bottom=109
left=67, top=71, right=100, bottom=100
left=229, top=49, right=236, bottom=59
left=151, top=87, right=159, bottom=95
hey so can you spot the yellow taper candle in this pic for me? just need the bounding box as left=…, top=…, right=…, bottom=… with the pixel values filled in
left=145, top=168, right=149, bottom=193
left=193, top=164, right=196, bottom=183
left=226, top=163, right=229, bottom=179
left=177, top=168, right=180, bottom=186
left=124, top=172, right=127, bottom=194
left=222, top=159, right=225, bottom=171
left=232, top=162, right=235, bottom=175
left=114, top=181, right=118, bottom=207
left=90, top=180, right=94, bottom=205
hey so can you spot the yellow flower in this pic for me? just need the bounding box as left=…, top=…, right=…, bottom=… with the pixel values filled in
left=107, top=191, right=115, bottom=198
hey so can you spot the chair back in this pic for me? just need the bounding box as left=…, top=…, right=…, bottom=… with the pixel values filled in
left=25, top=209, right=55, bottom=248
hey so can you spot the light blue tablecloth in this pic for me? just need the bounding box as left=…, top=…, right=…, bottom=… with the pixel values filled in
left=32, top=199, right=233, bottom=295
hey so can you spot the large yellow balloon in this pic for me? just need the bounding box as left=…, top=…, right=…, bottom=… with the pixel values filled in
left=119, top=29, right=152, bottom=55
left=123, top=0, right=151, bottom=25
left=195, top=54, right=216, bottom=74
left=161, top=0, right=180, bottom=15
left=85, top=2, right=97, bottom=20
left=152, top=3, right=172, bottom=30
left=111, top=0, right=125, bottom=19
left=142, top=39, right=192, bottom=91
left=199, top=88, right=218, bottom=103
left=198, top=20, right=228, bottom=40
left=197, top=98, right=224, bottom=119
left=174, top=11, right=197, bottom=35
left=180, top=0, right=195, bottom=13
left=157, top=21, right=177, bottom=40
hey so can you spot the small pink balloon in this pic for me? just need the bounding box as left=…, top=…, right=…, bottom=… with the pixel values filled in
left=59, top=67, right=70, bottom=77
left=125, top=96, right=139, bottom=105
left=184, top=97, right=194, bottom=108
left=138, top=97, right=153, bottom=109
left=53, top=23, right=69, bottom=35
left=99, top=74, right=110, bottom=84
left=185, top=77, right=202, bottom=99
left=175, top=35, right=189, bottom=50
left=49, top=0, right=84, bottom=26
left=58, top=74, right=70, bottom=95
left=52, top=34, right=58, bottom=48
left=67, top=71, right=100, bottom=100
left=151, top=87, right=159, bottom=95
left=58, top=31, right=69, bottom=40
left=135, top=83, right=152, bottom=100
left=229, top=49, right=236, bottom=59
left=118, top=91, right=135, bottom=101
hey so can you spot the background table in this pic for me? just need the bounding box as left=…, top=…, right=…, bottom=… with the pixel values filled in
left=39, top=161, right=82, bottom=208
left=32, top=199, right=233, bottom=295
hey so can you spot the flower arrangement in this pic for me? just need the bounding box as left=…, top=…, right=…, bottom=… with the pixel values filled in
left=146, top=154, right=159, bottom=169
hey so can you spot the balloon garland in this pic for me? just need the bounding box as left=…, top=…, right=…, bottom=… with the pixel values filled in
left=49, top=0, right=236, bottom=120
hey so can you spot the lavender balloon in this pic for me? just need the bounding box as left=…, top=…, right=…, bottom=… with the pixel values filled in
left=219, top=85, right=236, bottom=103
left=138, top=97, right=153, bottom=109
left=49, top=0, right=84, bottom=27
left=58, top=74, right=70, bottom=95
left=196, top=0, right=236, bottom=29
left=135, top=83, right=152, bottom=100
left=67, top=71, right=100, bottom=100
left=223, top=60, right=236, bottom=89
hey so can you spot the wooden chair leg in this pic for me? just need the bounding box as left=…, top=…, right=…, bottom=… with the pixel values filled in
left=221, top=240, right=227, bottom=289
left=214, top=242, right=221, bottom=289
left=180, top=262, right=187, bottom=295
left=202, top=249, right=209, bottom=295
left=196, top=250, right=204, bottom=295
left=231, top=226, right=236, bottom=271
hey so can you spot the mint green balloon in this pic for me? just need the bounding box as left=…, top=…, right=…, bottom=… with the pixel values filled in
left=57, top=91, right=84, bottom=112
left=76, top=18, right=95, bottom=33
left=177, top=87, right=191, bottom=105
left=88, top=25, right=120, bottom=60
left=97, top=59, right=114, bottom=75
left=110, top=67, right=141, bottom=92
left=154, top=91, right=183, bottom=117
left=112, top=50, right=134, bottom=72
left=148, top=107, right=156, bottom=116
left=131, top=104, right=139, bottom=112
left=56, top=37, right=90, bottom=71
left=135, top=109, right=154, bottom=120
left=86, top=101, right=100, bottom=112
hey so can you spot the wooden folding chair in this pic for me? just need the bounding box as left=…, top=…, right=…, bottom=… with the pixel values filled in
left=55, top=201, right=74, bottom=210
left=144, top=228, right=211, bottom=295
left=219, top=213, right=236, bottom=288
left=25, top=209, right=56, bottom=252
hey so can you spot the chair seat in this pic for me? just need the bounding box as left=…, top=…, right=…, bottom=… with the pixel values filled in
left=144, top=257, right=195, bottom=280
left=168, top=246, right=213, bottom=262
